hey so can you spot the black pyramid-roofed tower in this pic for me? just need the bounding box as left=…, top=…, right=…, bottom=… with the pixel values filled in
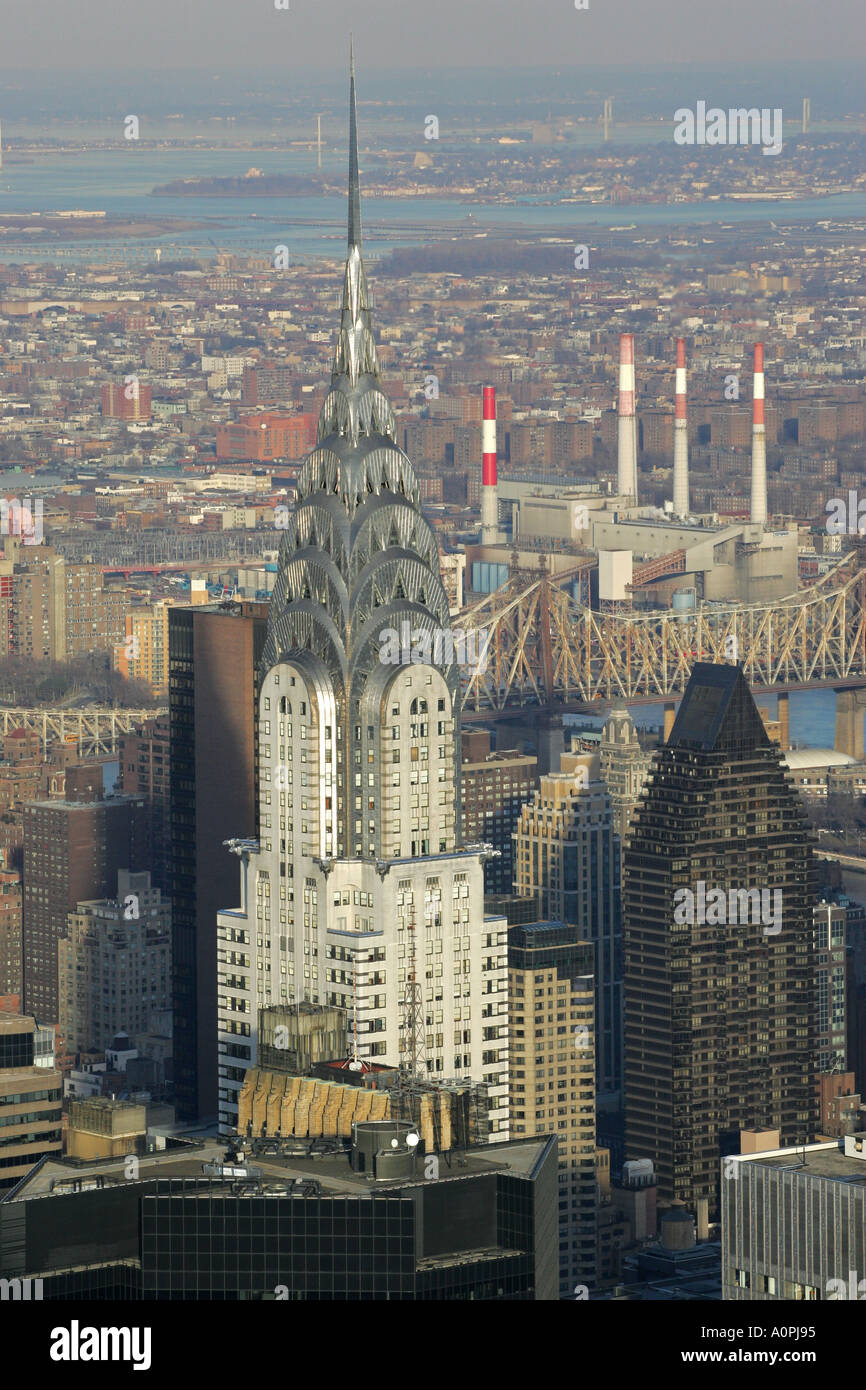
left=667, top=661, right=773, bottom=755
left=623, top=660, right=816, bottom=1217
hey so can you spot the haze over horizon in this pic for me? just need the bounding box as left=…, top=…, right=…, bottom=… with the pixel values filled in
left=2, top=0, right=864, bottom=72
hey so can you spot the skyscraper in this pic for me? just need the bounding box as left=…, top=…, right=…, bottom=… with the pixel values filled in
left=216, top=51, right=509, bottom=1137
left=459, top=728, right=537, bottom=894
left=813, top=900, right=847, bottom=1075
left=513, top=752, right=622, bottom=1099
left=624, top=663, right=816, bottom=1216
left=507, top=923, right=597, bottom=1296
left=116, top=601, right=172, bottom=698
left=169, top=601, right=269, bottom=1120
left=119, top=715, right=170, bottom=892
left=22, top=785, right=150, bottom=1027
left=9, top=547, right=125, bottom=662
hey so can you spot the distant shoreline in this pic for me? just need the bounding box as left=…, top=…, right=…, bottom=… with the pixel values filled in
left=152, top=174, right=333, bottom=198
left=0, top=213, right=207, bottom=239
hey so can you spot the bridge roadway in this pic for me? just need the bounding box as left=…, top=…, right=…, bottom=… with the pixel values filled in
left=816, top=850, right=866, bottom=872
left=460, top=673, right=866, bottom=723
left=100, top=557, right=272, bottom=578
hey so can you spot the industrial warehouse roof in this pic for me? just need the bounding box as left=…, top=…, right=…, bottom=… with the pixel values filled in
left=784, top=748, right=857, bottom=769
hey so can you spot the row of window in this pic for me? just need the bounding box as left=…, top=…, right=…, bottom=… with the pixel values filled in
left=0, top=1088, right=60, bottom=1106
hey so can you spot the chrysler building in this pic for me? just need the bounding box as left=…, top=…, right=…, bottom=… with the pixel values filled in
left=216, top=49, right=509, bottom=1135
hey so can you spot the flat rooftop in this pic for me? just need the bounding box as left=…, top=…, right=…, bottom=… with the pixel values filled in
left=3, top=1135, right=553, bottom=1204
left=0, top=1013, right=34, bottom=1034
left=730, top=1139, right=866, bottom=1184
left=0, top=1066, right=60, bottom=1088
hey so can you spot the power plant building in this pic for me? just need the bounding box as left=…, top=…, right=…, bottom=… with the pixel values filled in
left=471, top=339, right=797, bottom=608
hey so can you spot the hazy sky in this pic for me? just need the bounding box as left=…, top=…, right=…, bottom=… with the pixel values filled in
left=4, top=0, right=865, bottom=71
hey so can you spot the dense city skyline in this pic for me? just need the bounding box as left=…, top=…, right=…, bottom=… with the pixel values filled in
left=0, top=4, right=864, bottom=1336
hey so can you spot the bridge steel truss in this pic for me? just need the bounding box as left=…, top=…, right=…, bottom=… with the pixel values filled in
left=0, top=708, right=166, bottom=757
left=458, top=554, right=866, bottom=711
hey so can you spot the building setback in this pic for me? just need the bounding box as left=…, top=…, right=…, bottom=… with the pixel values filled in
left=598, top=706, right=653, bottom=844
left=624, top=662, right=817, bottom=1217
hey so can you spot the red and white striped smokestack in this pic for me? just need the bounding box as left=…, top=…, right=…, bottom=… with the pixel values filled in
left=480, top=385, right=500, bottom=543
left=617, top=333, right=637, bottom=502
left=673, top=337, right=689, bottom=517
left=749, top=343, right=767, bottom=527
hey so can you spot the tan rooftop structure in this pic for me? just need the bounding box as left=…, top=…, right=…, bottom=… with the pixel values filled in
left=66, top=1097, right=147, bottom=1162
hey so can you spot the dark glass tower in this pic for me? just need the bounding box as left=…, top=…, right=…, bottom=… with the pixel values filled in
left=169, top=602, right=268, bottom=1120
left=623, top=662, right=816, bottom=1216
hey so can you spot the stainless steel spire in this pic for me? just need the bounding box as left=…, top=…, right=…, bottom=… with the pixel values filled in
left=348, top=36, right=362, bottom=251
left=259, top=50, right=460, bottom=852
left=318, top=38, right=388, bottom=447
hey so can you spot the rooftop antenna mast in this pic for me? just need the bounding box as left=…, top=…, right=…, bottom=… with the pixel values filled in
left=351, top=948, right=360, bottom=1066
left=401, top=904, right=426, bottom=1078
